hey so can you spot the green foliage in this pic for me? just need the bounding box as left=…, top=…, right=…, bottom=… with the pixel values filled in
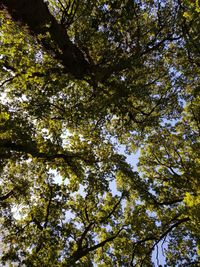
left=0, top=1, right=199, bottom=266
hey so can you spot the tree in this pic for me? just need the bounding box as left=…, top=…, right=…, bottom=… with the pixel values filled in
left=0, top=0, right=199, bottom=266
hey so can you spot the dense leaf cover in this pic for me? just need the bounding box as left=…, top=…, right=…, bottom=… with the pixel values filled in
left=0, top=1, right=199, bottom=266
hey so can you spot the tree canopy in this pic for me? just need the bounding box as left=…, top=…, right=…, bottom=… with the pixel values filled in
left=0, top=0, right=199, bottom=266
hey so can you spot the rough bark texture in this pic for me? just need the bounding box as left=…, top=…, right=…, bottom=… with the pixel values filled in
left=1, top=0, right=90, bottom=79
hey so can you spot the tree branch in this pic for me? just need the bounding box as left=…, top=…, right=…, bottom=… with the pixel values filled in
left=2, top=0, right=90, bottom=79
left=0, top=190, right=14, bottom=201
left=140, top=217, right=190, bottom=265
left=44, top=185, right=53, bottom=228
left=70, top=226, right=125, bottom=263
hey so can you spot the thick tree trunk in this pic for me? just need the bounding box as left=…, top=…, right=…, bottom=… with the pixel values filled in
left=1, top=0, right=90, bottom=79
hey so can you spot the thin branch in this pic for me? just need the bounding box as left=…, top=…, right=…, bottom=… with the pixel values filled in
left=141, top=217, right=190, bottom=264
left=98, top=194, right=124, bottom=224
left=0, top=76, right=17, bottom=88
left=0, top=190, right=14, bottom=201
left=156, top=197, right=183, bottom=206
left=76, top=222, right=94, bottom=250
left=44, top=185, right=53, bottom=228
left=87, top=227, right=124, bottom=252
left=130, top=236, right=156, bottom=266
left=68, top=225, right=125, bottom=265
left=32, top=218, right=43, bottom=231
